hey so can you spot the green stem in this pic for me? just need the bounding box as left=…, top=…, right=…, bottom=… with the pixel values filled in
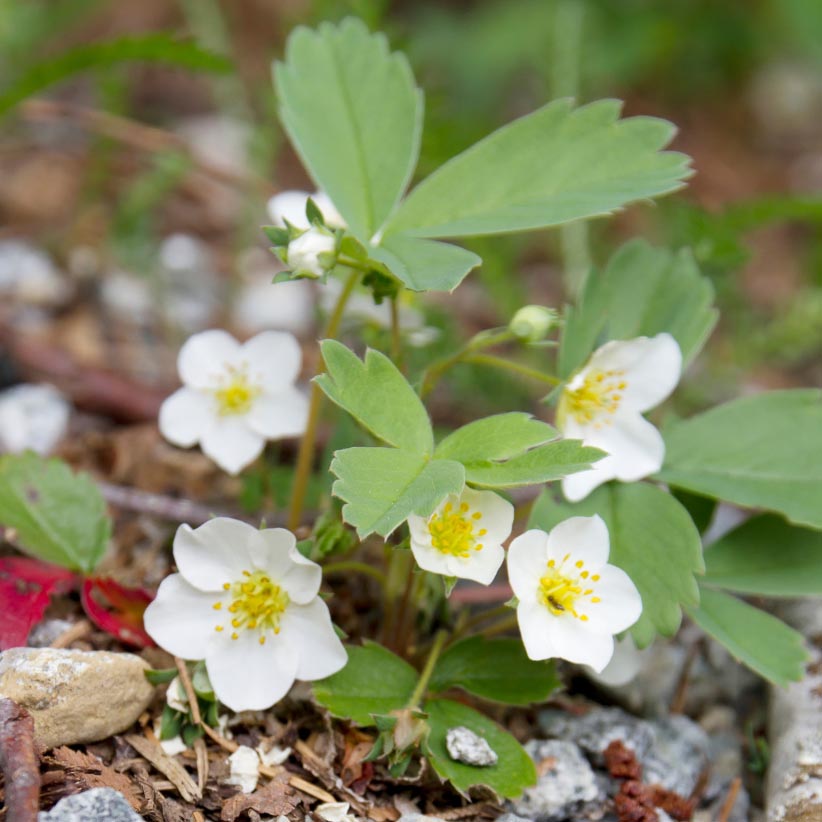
left=407, top=629, right=448, bottom=709
left=287, top=271, right=359, bottom=531
left=451, top=603, right=513, bottom=643
left=322, top=560, right=387, bottom=587
left=478, top=613, right=519, bottom=639
left=390, top=295, right=403, bottom=367
left=464, top=353, right=562, bottom=386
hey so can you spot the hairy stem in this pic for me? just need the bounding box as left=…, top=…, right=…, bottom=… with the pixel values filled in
left=287, top=271, right=359, bottom=531
left=407, top=629, right=448, bottom=709
left=464, top=353, right=562, bottom=386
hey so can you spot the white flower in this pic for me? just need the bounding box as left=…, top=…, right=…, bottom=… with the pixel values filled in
left=0, top=384, right=70, bottom=455
left=585, top=635, right=647, bottom=687
left=407, top=488, right=514, bottom=584
left=506, top=515, right=642, bottom=672
left=143, top=517, right=347, bottom=711
left=557, top=334, right=682, bottom=502
left=267, top=189, right=346, bottom=230
left=159, top=329, right=308, bottom=475
left=286, top=227, right=336, bottom=279
left=227, top=745, right=261, bottom=793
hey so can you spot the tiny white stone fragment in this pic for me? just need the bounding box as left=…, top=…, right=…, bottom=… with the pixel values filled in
left=445, top=726, right=498, bottom=767
left=0, top=383, right=70, bottom=455
left=257, top=743, right=292, bottom=767
left=226, top=745, right=261, bottom=793
left=315, top=801, right=353, bottom=822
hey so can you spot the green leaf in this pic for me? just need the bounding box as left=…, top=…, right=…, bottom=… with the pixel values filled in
left=0, top=453, right=111, bottom=573
left=275, top=18, right=423, bottom=240
left=316, top=341, right=433, bottom=453
left=464, top=441, right=605, bottom=489
left=703, top=515, right=822, bottom=597
left=385, top=99, right=690, bottom=239
left=0, top=34, right=231, bottom=117
left=685, top=585, right=807, bottom=687
left=529, top=483, right=704, bottom=647
left=658, top=390, right=822, bottom=529
left=369, top=234, right=481, bottom=293
left=435, top=413, right=557, bottom=464
left=559, top=239, right=717, bottom=377
left=331, top=448, right=465, bottom=538
left=424, top=698, right=536, bottom=798
left=429, top=636, right=560, bottom=705
left=313, top=642, right=418, bottom=726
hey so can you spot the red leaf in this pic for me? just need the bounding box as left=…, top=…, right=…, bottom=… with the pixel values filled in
left=0, top=556, right=77, bottom=649
left=81, top=577, right=155, bottom=648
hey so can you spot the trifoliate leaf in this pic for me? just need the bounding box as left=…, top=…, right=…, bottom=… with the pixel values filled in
left=530, top=483, right=704, bottom=647
left=435, top=413, right=557, bottom=464
left=316, top=341, right=433, bottom=453
left=275, top=18, right=423, bottom=241
left=658, top=389, right=822, bottom=529
left=0, top=453, right=111, bottom=573
left=685, top=585, right=807, bottom=687
left=385, top=99, right=691, bottom=239
left=559, top=239, right=717, bottom=377
left=331, top=448, right=465, bottom=538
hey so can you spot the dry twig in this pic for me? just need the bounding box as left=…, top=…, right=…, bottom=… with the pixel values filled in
left=0, top=699, right=40, bottom=822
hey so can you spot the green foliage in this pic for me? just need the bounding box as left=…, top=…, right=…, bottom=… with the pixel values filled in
left=330, top=448, right=465, bottom=538
left=658, top=390, right=822, bottom=529
left=686, top=586, right=807, bottom=687
left=435, top=413, right=556, bottom=463
left=559, top=239, right=717, bottom=377
left=429, top=636, right=560, bottom=705
left=0, top=33, right=231, bottom=116
left=317, top=341, right=433, bottom=452
left=0, top=453, right=111, bottom=574
left=385, top=99, right=690, bottom=239
left=530, top=483, right=704, bottom=647
left=313, top=641, right=418, bottom=725
left=423, top=698, right=536, bottom=798
left=704, top=515, right=822, bottom=597
left=275, top=18, right=423, bottom=241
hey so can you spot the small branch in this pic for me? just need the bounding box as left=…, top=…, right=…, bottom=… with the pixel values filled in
left=0, top=698, right=41, bottom=822
left=716, top=777, right=742, bottom=822
left=407, top=629, right=448, bottom=709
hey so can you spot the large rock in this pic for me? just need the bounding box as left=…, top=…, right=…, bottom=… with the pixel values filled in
left=0, top=648, right=154, bottom=749
left=39, top=788, right=142, bottom=821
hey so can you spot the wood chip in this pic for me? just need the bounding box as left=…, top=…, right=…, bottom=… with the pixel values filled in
left=125, top=733, right=202, bottom=803
left=220, top=772, right=300, bottom=822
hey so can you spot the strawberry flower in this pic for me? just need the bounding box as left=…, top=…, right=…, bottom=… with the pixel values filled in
left=507, top=515, right=642, bottom=672
left=144, top=518, right=347, bottom=712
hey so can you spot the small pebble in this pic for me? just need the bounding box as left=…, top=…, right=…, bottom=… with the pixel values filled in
left=445, top=726, right=498, bottom=767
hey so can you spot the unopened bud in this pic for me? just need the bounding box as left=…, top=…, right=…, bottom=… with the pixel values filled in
left=510, top=305, right=559, bottom=342
left=286, top=227, right=337, bottom=278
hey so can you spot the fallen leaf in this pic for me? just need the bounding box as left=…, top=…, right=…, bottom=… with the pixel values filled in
left=220, top=772, right=300, bottom=822
left=81, top=576, right=154, bottom=647
left=47, top=746, right=142, bottom=810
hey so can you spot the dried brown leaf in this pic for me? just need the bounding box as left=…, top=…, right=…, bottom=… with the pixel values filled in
left=220, top=772, right=300, bottom=822
left=47, top=746, right=142, bottom=810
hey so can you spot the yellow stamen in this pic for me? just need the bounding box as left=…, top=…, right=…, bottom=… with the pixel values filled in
left=538, top=554, right=603, bottom=621
left=215, top=569, right=290, bottom=642
left=213, top=364, right=261, bottom=416
left=428, top=498, right=487, bottom=558
left=558, top=368, right=629, bottom=426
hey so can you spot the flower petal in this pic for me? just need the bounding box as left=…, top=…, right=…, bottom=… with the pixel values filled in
left=241, top=331, right=303, bottom=389
left=445, top=543, right=505, bottom=585
left=545, top=515, right=610, bottom=568
left=598, top=411, right=665, bottom=482
left=200, top=416, right=265, bottom=475
left=206, top=630, right=298, bottom=711
left=159, top=387, right=213, bottom=447
left=250, top=529, right=321, bottom=604
left=545, top=616, right=615, bottom=672
left=173, top=518, right=260, bottom=591
left=587, top=334, right=682, bottom=413
left=561, top=463, right=617, bottom=502
left=178, top=330, right=242, bottom=390
left=280, top=598, right=347, bottom=680
left=507, top=530, right=552, bottom=603
left=462, top=487, right=514, bottom=545
left=579, top=564, right=642, bottom=635
left=409, top=535, right=455, bottom=579
left=246, top=389, right=309, bottom=441
left=516, top=601, right=559, bottom=660
left=143, top=574, right=218, bottom=659
left=267, top=190, right=312, bottom=228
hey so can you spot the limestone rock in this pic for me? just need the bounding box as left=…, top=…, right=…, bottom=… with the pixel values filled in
left=0, top=648, right=154, bottom=749
left=38, top=788, right=142, bottom=821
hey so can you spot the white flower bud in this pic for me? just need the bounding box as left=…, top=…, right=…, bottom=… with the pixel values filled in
left=509, top=305, right=558, bottom=342
left=286, top=227, right=336, bottom=278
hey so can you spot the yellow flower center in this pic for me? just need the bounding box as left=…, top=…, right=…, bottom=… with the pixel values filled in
left=538, top=555, right=601, bottom=622
left=213, top=366, right=261, bottom=416
left=213, top=570, right=289, bottom=645
left=559, top=368, right=628, bottom=427
left=428, top=501, right=488, bottom=558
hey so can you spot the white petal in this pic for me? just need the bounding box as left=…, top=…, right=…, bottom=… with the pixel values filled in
left=250, top=529, right=321, bottom=604
left=200, top=416, right=265, bottom=475
left=246, top=388, right=308, bottom=441
left=588, top=636, right=646, bottom=686
left=579, top=564, right=643, bottom=635
left=506, top=530, right=550, bottom=603
left=587, top=334, right=682, bottom=413
left=143, top=574, right=218, bottom=659
left=516, top=601, right=559, bottom=660
left=462, top=488, right=514, bottom=545
left=546, top=616, right=615, bottom=672
left=173, top=518, right=259, bottom=591
left=545, top=515, right=610, bottom=568
left=158, top=387, right=213, bottom=447
left=178, top=330, right=241, bottom=389
left=597, top=411, right=665, bottom=482
left=267, top=190, right=312, bottom=228
left=410, top=536, right=456, bottom=578
left=561, top=463, right=617, bottom=502
left=240, top=331, right=303, bottom=389
left=445, top=543, right=505, bottom=585
left=206, top=630, right=298, bottom=711
left=280, top=598, right=348, bottom=680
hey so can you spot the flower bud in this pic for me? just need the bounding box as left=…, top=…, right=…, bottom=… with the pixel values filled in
left=286, top=227, right=337, bottom=278
left=509, top=305, right=559, bottom=342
